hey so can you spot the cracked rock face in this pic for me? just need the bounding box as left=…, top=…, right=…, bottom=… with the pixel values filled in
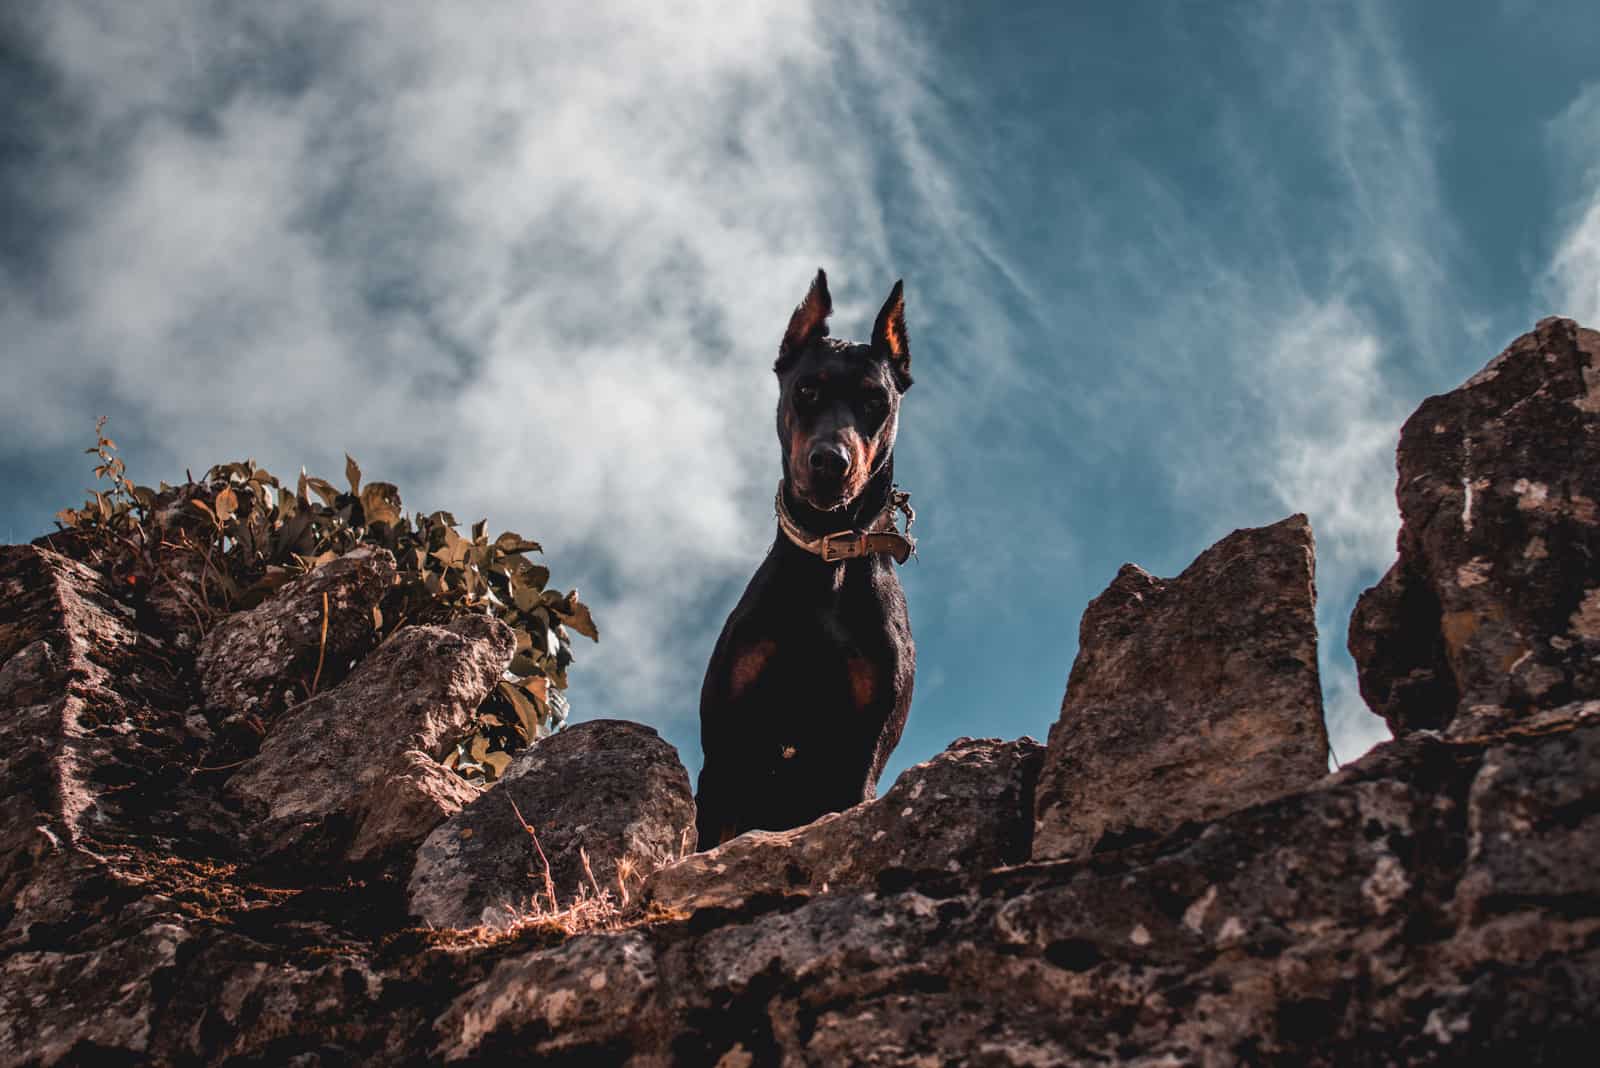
left=408, top=719, right=695, bottom=930
left=227, top=614, right=514, bottom=864
left=1033, top=514, right=1332, bottom=862
left=643, top=736, right=1043, bottom=915
left=196, top=546, right=396, bottom=728
left=1351, top=317, right=1600, bottom=737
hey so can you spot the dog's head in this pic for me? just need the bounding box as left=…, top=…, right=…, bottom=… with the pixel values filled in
left=772, top=269, right=911, bottom=511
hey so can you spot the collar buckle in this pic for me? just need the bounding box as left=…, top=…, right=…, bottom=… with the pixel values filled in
left=819, top=530, right=868, bottom=562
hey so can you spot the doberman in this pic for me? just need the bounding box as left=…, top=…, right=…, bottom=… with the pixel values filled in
left=695, top=269, right=916, bottom=848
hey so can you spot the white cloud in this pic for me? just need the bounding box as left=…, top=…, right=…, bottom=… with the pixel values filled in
left=1130, top=1, right=1459, bottom=764
left=1, top=1, right=1010, bottom=760
left=1545, top=83, right=1600, bottom=323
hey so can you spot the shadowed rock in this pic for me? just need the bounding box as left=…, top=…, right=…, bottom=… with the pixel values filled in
left=227, top=615, right=513, bottom=864
left=408, top=719, right=695, bottom=929
left=1032, top=514, right=1331, bottom=861
left=196, top=546, right=396, bottom=728
left=643, top=736, right=1044, bottom=915
left=0, top=546, right=208, bottom=950
left=1351, top=317, right=1600, bottom=737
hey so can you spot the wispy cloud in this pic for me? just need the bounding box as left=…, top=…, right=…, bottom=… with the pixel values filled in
left=1544, top=82, right=1600, bottom=323
left=1100, top=1, right=1458, bottom=763
left=0, top=2, right=1014, bottom=761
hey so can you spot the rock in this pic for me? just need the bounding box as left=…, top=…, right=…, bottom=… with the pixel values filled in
left=432, top=719, right=1600, bottom=1065
left=408, top=719, right=695, bottom=929
left=196, top=546, right=396, bottom=727
left=1454, top=701, right=1600, bottom=922
left=1032, top=514, right=1331, bottom=861
left=0, top=922, right=190, bottom=1066
left=643, top=736, right=1043, bottom=914
left=0, top=546, right=204, bottom=948
left=1351, top=318, right=1600, bottom=736
left=227, top=615, right=513, bottom=865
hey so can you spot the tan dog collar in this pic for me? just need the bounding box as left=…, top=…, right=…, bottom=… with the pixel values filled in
left=774, top=481, right=916, bottom=564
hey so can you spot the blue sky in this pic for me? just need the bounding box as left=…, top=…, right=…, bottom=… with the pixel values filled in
left=3, top=2, right=1599, bottom=788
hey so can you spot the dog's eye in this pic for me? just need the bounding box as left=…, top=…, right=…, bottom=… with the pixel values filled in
left=862, top=393, right=887, bottom=416
left=796, top=385, right=820, bottom=408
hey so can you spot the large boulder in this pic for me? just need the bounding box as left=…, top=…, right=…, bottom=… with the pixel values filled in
left=1033, top=514, right=1331, bottom=861
left=408, top=719, right=695, bottom=929
left=643, top=736, right=1043, bottom=915
left=1350, top=317, right=1600, bottom=737
left=196, top=546, right=396, bottom=728
left=226, top=615, right=512, bottom=865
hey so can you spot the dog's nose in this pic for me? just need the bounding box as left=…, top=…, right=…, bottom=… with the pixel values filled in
left=808, top=443, right=850, bottom=479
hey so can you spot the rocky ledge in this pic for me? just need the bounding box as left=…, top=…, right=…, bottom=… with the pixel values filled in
left=2, top=319, right=1598, bottom=1065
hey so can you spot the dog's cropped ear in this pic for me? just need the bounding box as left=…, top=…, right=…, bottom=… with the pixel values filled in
left=776, top=268, right=832, bottom=374
left=872, top=280, right=912, bottom=391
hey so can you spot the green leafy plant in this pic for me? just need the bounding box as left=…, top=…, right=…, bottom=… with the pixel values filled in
left=53, top=419, right=597, bottom=783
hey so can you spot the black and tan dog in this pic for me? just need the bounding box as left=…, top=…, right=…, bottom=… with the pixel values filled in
left=695, top=269, right=917, bottom=847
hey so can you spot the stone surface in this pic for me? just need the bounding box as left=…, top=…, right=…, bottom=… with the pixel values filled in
left=408, top=719, right=696, bottom=929
left=0, top=546, right=211, bottom=950
left=1351, top=317, right=1600, bottom=736
left=1033, top=514, right=1332, bottom=861
left=196, top=545, right=396, bottom=727
left=432, top=720, right=1600, bottom=1066
left=8, top=320, right=1600, bottom=1064
left=643, top=736, right=1043, bottom=914
left=227, top=614, right=514, bottom=864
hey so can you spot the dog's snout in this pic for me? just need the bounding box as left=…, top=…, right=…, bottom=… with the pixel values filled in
left=808, top=443, right=850, bottom=480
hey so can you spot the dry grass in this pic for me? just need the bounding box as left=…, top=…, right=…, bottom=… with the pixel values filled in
left=483, top=797, right=696, bottom=940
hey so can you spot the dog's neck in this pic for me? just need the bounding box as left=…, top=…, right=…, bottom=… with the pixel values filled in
left=780, top=454, right=897, bottom=539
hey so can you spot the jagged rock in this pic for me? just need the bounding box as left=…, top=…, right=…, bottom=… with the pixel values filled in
left=1033, top=514, right=1331, bottom=861
left=643, top=736, right=1043, bottom=915
left=1351, top=317, right=1600, bottom=736
left=227, top=615, right=513, bottom=865
left=10, top=318, right=1600, bottom=1063
left=1454, top=701, right=1600, bottom=922
left=0, top=922, right=190, bottom=1065
left=432, top=719, right=1600, bottom=1065
left=409, top=719, right=695, bottom=929
left=196, top=546, right=396, bottom=727
left=0, top=546, right=205, bottom=949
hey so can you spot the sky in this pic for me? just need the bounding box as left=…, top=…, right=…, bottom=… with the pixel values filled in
left=3, top=1, right=1599, bottom=790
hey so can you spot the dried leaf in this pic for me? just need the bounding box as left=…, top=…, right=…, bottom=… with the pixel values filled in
left=214, top=486, right=239, bottom=523
left=304, top=476, right=340, bottom=508
left=552, top=590, right=600, bottom=642
left=495, top=532, right=543, bottom=554
left=345, top=453, right=362, bottom=495
left=482, top=751, right=512, bottom=780
left=360, top=481, right=403, bottom=527
left=499, top=679, right=547, bottom=737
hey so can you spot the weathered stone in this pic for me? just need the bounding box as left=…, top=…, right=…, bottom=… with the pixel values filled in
left=409, top=719, right=695, bottom=929
left=227, top=615, right=513, bottom=864
left=643, top=736, right=1043, bottom=914
left=0, top=922, right=190, bottom=1066
left=431, top=720, right=1600, bottom=1066
left=0, top=546, right=203, bottom=949
left=1351, top=317, right=1600, bottom=736
left=435, top=930, right=662, bottom=1062
left=196, top=546, right=396, bottom=726
left=1454, top=701, right=1600, bottom=922
left=347, top=751, right=482, bottom=865
left=1033, top=514, right=1331, bottom=861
